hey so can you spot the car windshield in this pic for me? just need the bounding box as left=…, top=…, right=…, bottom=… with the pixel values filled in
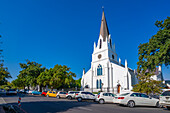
left=161, top=91, right=170, bottom=96
left=119, top=93, right=130, bottom=96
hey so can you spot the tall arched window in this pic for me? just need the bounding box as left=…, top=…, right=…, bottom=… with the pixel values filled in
left=96, top=80, right=99, bottom=89
left=99, top=79, right=102, bottom=89
left=97, top=64, right=102, bottom=76
left=99, top=39, right=102, bottom=49
left=110, top=39, right=112, bottom=48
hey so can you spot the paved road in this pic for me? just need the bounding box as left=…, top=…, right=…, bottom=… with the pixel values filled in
left=1, top=94, right=170, bottom=113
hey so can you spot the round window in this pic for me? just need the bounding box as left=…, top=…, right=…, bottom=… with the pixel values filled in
left=98, top=54, right=102, bottom=59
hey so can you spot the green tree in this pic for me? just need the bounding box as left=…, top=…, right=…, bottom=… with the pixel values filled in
left=0, top=63, right=11, bottom=85
left=37, top=64, right=76, bottom=91
left=18, top=60, right=45, bottom=90
left=133, top=17, right=170, bottom=94
left=74, top=78, right=81, bottom=88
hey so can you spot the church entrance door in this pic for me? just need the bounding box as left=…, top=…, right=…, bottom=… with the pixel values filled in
left=117, top=84, right=121, bottom=93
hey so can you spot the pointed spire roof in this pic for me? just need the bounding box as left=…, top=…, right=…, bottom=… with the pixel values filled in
left=100, top=10, right=109, bottom=42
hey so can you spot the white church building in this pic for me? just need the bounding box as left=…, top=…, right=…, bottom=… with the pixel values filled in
left=81, top=11, right=138, bottom=94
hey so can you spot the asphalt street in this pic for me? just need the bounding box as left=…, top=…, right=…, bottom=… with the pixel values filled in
left=1, top=94, right=170, bottom=113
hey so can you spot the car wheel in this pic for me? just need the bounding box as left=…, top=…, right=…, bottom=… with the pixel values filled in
left=99, top=99, right=105, bottom=104
left=127, top=100, right=135, bottom=108
left=68, top=96, right=72, bottom=100
left=77, top=97, right=82, bottom=102
left=47, top=95, right=49, bottom=97
left=57, top=95, right=60, bottom=99
left=167, top=106, right=170, bottom=110
left=156, top=102, right=160, bottom=108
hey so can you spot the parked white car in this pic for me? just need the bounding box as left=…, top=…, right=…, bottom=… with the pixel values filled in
left=159, top=90, right=170, bottom=110
left=0, top=89, right=6, bottom=95
left=114, top=92, right=159, bottom=108
left=75, top=91, right=96, bottom=102
left=56, top=91, right=67, bottom=99
left=66, top=91, right=80, bottom=100
left=96, top=92, right=116, bottom=104
left=6, top=89, right=17, bottom=95
left=28, top=90, right=33, bottom=94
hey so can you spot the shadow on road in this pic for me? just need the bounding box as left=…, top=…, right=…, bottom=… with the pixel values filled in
left=7, top=100, right=95, bottom=113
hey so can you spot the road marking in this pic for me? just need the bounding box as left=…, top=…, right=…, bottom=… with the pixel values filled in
left=77, top=107, right=92, bottom=111
left=0, top=97, right=7, bottom=105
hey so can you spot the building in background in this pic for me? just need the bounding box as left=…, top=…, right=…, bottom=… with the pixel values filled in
left=81, top=10, right=138, bottom=94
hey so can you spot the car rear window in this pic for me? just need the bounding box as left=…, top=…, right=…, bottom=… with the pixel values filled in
left=103, top=93, right=109, bottom=96
left=81, top=92, right=86, bottom=94
left=119, top=93, right=130, bottom=96
left=60, top=92, right=66, bottom=94
left=130, top=93, right=140, bottom=97
left=161, top=91, right=170, bottom=96
left=69, top=92, right=74, bottom=94
left=140, top=94, right=149, bottom=98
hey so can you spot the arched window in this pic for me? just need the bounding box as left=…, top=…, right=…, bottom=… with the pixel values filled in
left=99, top=39, right=102, bottom=49
left=99, top=79, right=102, bottom=89
left=97, top=64, right=102, bottom=76
left=96, top=80, right=99, bottom=89
left=110, top=39, right=112, bottom=48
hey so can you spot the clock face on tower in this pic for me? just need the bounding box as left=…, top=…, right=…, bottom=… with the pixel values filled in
left=98, top=54, right=102, bottom=59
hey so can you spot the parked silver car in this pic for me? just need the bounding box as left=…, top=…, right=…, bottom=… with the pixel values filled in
left=159, top=90, right=170, bottom=110
left=75, top=91, right=96, bottom=102
left=114, top=92, right=159, bottom=108
left=66, top=91, right=79, bottom=100
left=96, top=92, right=116, bottom=104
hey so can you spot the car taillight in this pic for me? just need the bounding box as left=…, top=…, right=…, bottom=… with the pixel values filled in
left=118, top=97, right=124, bottom=99
left=76, top=94, right=78, bottom=95
left=98, top=95, right=100, bottom=98
left=66, top=93, right=68, bottom=95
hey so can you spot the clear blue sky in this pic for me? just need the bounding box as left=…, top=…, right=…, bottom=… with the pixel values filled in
left=0, top=0, right=169, bottom=82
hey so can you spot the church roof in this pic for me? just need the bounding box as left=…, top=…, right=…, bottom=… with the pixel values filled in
left=100, top=10, right=109, bottom=42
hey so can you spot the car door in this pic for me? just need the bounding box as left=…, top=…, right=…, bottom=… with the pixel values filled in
left=80, top=92, right=86, bottom=99
left=139, top=93, right=150, bottom=106
left=52, top=91, right=57, bottom=97
left=102, top=93, right=110, bottom=102
left=61, top=92, right=66, bottom=98
left=129, top=93, right=141, bottom=105
left=108, top=93, right=115, bottom=103
left=48, top=91, right=52, bottom=97
left=89, top=92, right=95, bottom=99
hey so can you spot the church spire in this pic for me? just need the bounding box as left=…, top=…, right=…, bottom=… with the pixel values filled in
left=99, top=10, right=109, bottom=42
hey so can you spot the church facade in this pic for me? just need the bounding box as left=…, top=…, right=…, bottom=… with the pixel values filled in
left=81, top=11, right=138, bottom=94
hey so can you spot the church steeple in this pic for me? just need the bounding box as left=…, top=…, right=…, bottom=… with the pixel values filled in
left=99, top=10, right=109, bottom=42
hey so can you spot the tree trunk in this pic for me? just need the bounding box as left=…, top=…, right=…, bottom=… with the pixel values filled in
left=40, top=85, right=42, bottom=92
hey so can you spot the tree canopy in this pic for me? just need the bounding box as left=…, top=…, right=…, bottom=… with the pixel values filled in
left=17, top=60, right=45, bottom=89
left=0, top=63, right=11, bottom=85
left=13, top=60, right=78, bottom=91
left=133, top=17, right=170, bottom=94
left=37, top=64, right=76, bottom=90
